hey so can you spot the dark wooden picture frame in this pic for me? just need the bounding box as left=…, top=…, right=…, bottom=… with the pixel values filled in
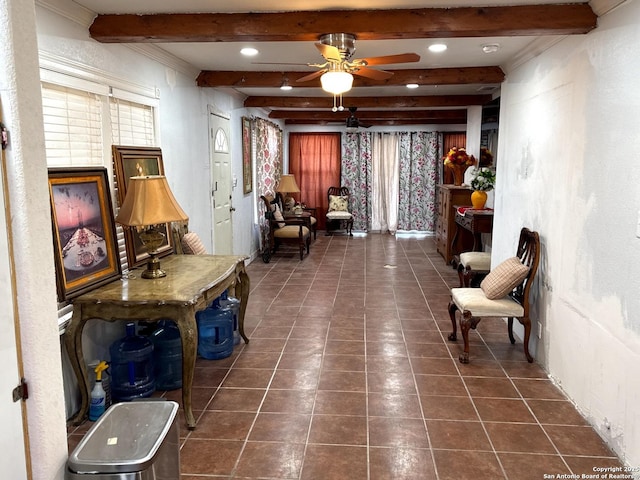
left=242, top=117, right=252, bottom=194
left=112, top=145, right=174, bottom=267
left=48, top=167, right=121, bottom=301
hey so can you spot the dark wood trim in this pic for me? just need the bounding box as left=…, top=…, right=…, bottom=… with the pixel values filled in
left=90, top=5, right=597, bottom=43
left=196, top=66, right=505, bottom=88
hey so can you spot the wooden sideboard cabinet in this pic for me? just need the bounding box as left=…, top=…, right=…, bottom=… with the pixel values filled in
left=435, top=185, right=474, bottom=265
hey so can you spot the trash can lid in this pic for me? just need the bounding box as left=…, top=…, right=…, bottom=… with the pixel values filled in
left=67, top=400, right=178, bottom=474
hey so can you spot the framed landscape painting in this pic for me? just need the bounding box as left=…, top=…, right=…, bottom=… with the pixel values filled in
left=48, top=167, right=121, bottom=301
left=112, top=145, right=174, bottom=267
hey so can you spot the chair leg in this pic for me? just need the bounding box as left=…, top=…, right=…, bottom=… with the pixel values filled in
left=447, top=301, right=458, bottom=341
left=518, top=316, right=534, bottom=363
left=507, top=317, right=516, bottom=344
left=457, top=264, right=465, bottom=288
left=459, top=312, right=482, bottom=364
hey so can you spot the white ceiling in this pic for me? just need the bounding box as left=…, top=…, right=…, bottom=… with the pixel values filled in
left=65, top=0, right=617, bottom=115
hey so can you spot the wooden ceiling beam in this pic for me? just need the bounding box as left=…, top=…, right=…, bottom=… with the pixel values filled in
left=269, top=110, right=467, bottom=121
left=90, top=5, right=597, bottom=43
left=196, top=66, right=504, bottom=88
left=244, top=95, right=493, bottom=109
left=285, top=118, right=465, bottom=125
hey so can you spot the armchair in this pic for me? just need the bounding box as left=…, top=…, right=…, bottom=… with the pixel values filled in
left=260, top=195, right=310, bottom=263
left=447, top=228, right=540, bottom=363
left=275, top=192, right=317, bottom=240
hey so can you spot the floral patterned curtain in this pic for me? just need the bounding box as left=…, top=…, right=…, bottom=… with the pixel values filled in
left=342, top=130, right=441, bottom=233
left=341, top=132, right=372, bottom=231
left=397, top=132, right=440, bottom=232
left=254, top=117, right=283, bottom=248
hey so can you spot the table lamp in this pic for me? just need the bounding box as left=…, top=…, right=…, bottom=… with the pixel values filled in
left=115, top=175, right=189, bottom=279
left=276, top=174, right=300, bottom=213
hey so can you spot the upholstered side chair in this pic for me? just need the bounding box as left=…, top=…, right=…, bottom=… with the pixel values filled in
left=326, top=186, right=354, bottom=236
left=448, top=228, right=540, bottom=364
left=260, top=194, right=311, bottom=262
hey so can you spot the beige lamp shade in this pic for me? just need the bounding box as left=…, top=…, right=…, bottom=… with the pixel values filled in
left=276, top=174, right=300, bottom=194
left=115, top=175, right=189, bottom=227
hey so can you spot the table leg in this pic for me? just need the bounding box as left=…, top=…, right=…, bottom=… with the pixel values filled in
left=176, top=312, right=198, bottom=429
left=64, top=310, right=90, bottom=425
left=236, top=265, right=251, bottom=344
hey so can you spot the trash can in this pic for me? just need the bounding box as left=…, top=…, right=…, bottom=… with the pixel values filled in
left=66, top=400, right=180, bottom=480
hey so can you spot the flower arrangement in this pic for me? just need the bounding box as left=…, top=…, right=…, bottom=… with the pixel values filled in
left=443, top=147, right=476, bottom=167
left=470, top=167, right=496, bottom=191
left=479, top=147, right=494, bottom=167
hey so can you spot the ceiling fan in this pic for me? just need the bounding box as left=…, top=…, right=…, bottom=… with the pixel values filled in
left=296, top=33, right=420, bottom=84
left=346, top=107, right=371, bottom=129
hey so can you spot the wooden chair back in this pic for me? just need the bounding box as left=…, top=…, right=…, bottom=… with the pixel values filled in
left=512, top=227, right=541, bottom=314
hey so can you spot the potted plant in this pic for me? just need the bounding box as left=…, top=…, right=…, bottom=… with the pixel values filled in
left=470, top=167, right=496, bottom=209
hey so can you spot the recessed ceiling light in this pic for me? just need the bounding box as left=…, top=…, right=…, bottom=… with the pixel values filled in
left=406, top=83, right=419, bottom=89
left=428, top=43, right=447, bottom=53
left=482, top=43, right=500, bottom=54
left=240, top=47, right=259, bottom=56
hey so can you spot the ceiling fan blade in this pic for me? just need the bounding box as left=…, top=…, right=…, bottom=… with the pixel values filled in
left=353, top=66, right=394, bottom=81
left=315, top=42, right=342, bottom=62
left=296, top=69, right=326, bottom=83
left=352, top=53, right=420, bottom=66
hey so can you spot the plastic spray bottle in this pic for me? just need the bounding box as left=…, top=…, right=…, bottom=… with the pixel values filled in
left=89, top=361, right=108, bottom=421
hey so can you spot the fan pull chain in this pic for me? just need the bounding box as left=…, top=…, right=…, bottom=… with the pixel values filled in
left=331, top=94, right=345, bottom=113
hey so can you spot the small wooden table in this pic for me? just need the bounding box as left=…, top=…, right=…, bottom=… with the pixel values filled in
left=453, top=207, right=494, bottom=252
left=64, top=254, right=250, bottom=430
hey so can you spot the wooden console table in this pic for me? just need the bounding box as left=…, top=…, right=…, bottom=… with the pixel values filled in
left=453, top=207, right=494, bottom=252
left=64, top=254, right=250, bottom=430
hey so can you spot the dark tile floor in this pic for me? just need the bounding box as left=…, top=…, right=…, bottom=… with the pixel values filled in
left=68, top=233, right=623, bottom=479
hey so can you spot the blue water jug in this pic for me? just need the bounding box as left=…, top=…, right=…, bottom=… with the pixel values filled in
left=109, top=322, right=155, bottom=402
left=219, top=290, right=241, bottom=345
left=196, top=307, right=234, bottom=360
left=150, top=320, right=182, bottom=390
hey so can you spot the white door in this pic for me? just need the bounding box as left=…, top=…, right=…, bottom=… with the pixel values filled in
left=209, top=109, right=233, bottom=255
left=0, top=151, right=29, bottom=478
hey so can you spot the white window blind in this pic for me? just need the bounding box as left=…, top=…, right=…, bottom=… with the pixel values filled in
left=41, top=78, right=158, bottom=330
left=110, top=98, right=155, bottom=146
left=41, top=83, right=104, bottom=167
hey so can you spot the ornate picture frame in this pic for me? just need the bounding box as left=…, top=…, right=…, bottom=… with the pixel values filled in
left=48, top=167, right=121, bottom=301
left=112, top=145, right=174, bottom=267
left=242, top=117, right=252, bottom=194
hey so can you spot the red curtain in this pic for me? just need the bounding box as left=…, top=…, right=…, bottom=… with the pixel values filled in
left=289, top=133, right=341, bottom=230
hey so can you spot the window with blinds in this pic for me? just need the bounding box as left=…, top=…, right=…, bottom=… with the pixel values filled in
left=110, top=98, right=155, bottom=146
left=41, top=80, right=158, bottom=329
left=41, top=84, right=104, bottom=167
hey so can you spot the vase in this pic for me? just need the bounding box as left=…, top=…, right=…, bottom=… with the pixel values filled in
left=471, top=190, right=487, bottom=209
left=447, top=164, right=468, bottom=186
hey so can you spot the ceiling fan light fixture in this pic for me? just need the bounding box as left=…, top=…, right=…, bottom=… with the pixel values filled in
left=321, top=71, right=353, bottom=95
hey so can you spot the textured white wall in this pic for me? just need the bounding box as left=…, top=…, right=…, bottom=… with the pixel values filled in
left=2, top=0, right=68, bottom=479
left=496, top=0, right=640, bottom=466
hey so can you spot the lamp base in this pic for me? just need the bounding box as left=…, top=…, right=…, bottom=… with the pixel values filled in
left=141, top=252, right=166, bottom=279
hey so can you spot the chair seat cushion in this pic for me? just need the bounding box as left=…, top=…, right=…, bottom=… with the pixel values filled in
left=451, top=288, right=524, bottom=317
left=274, top=225, right=310, bottom=239
left=459, top=252, right=491, bottom=271
left=327, top=211, right=353, bottom=220
left=310, top=216, right=317, bottom=225
left=480, top=256, right=530, bottom=299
